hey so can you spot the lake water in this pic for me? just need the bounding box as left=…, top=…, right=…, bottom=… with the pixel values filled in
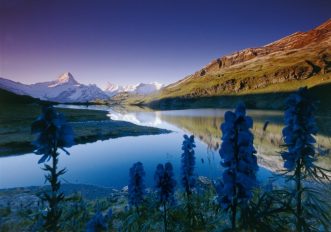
left=1, top=106, right=330, bottom=189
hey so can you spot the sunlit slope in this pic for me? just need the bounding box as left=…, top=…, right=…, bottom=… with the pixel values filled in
left=118, top=19, right=331, bottom=109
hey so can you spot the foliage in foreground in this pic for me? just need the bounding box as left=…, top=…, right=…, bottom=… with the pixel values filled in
left=217, top=102, right=258, bottom=230
left=4, top=87, right=328, bottom=231
left=281, top=87, right=331, bottom=231
left=2, top=181, right=331, bottom=232
left=31, top=105, right=74, bottom=231
left=154, top=162, right=177, bottom=231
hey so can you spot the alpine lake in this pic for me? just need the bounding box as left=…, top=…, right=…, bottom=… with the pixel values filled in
left=1, top=105, right=331, bottom=189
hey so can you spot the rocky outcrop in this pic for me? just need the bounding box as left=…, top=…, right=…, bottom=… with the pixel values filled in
left=195, top=19, right=331, bottom=78
left=119, top=19, right=331, bottom=107
left=317, top=53, right=331, bottom=74
left=158, top=18, right=331, bottom=101
left=183, top=57, right=330, bottom=98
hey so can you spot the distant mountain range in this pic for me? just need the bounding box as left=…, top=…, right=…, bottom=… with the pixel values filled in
left=105, top=83, right=137, bottom=97
left=1, top=19, right=330, bottom=107
left=105, top=82, right=164, bottom=97
left=0, top=72, right=164, bottom=103
left=118, top=18, right=331, bottom=109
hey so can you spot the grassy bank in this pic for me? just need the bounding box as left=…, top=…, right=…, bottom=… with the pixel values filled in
left=1, top=179, right=330, bottom=231
left=0, top=177, right=212, bottom=231
left=146, top=82, right=331, bottom=114
left=0, top=104, right=170, bottom=157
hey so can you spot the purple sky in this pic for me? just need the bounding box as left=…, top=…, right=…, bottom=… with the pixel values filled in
left=0, top=0, right=330, bottom=88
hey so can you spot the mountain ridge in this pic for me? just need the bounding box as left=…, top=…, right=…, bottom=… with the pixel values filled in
left=104, top=82, right=164, bottom=97
left=120, top=18, right=331, bottom=108
left=0, top=72, right=109, bottom=103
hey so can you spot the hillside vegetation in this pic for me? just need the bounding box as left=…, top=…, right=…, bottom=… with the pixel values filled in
left=113, top=19, right=331, bottom=110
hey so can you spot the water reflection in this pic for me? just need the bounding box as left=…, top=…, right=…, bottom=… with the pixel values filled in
left=58, top=105, right=331, bottom=172
left=105, top=107, right=331, bottom=172
left=1, top=105, right=329, bottom=189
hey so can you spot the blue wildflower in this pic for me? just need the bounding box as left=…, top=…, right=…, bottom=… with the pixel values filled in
left=181, top=134, right=196, bottom=196
left=86, top=211, right=108, bottom=232
left=154, top=162, right=176, bottom=231
left=31, top=105, right=74, bottom=231
left=106, top=208, right=112, bottom=219
left=154, top=162, right=177, bottom=204
left=128, top=162, right=146, bottom=209
left=31, top=105, right=74, bottom=163
left=218, top=103, right=258, bottom=208
left=280, top=87, right=329, bottom=232
left=217, top=102, right=258, bottom=230
left=281, top=87, right=318, bottom=171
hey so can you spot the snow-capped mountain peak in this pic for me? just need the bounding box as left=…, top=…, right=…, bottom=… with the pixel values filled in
left=134, top=82, right=164, bottom=94
left=104, top=81, right=164, bottom=97
left=105, top=82, right=120, bottom=92
left=49, top=72, right=79, bottom=87
left=150, top=82, right=163, bottom=90
left=122, top=84, right=138, bottom=92
left=0, top=72, right=109, bottom=103
left=104, top=82, right=136, bottom=97
left=57, top=72, right=77, bottom=83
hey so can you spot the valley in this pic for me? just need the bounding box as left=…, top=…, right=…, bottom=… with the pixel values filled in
left=1, top=2, right=330, bottom=231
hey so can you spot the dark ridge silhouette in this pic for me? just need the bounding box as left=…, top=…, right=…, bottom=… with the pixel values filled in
left=146, top=83, right=331, bottom=114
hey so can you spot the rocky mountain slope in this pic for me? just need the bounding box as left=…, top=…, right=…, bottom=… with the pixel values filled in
left=123, top=19, right=331, bottom=108
left=0, top=72, right=109, bottom=103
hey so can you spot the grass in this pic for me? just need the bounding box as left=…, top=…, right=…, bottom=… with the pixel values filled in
left=0, top=180, right=219, bottom=231
left=1, top=180, right=330, bottom=231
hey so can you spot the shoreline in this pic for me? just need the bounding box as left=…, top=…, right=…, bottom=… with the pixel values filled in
left=0, top=105, right=171, bottom=157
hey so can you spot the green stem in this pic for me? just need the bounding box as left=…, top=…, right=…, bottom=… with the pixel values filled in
left=44, top=144, right=61, bottom=232
left=231, top=200, right=237, bottom=230
left=136, top=204, right=140, bottom=215
left=296, top=159, right=303, bottom=232
left=231, top=126, right=239, bottom=231
left=163, top=202, right=167, bottom=232
left=186, top=193, right=194, bottom=226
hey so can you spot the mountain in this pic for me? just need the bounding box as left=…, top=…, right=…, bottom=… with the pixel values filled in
left=134, top=82, right=164, bottom=94
left=104, top=83, right=138, bottom=97
left=121, top=19, right=331, bottom=109
left=0, top=72, right=109, bottom=103
left=105, top=82, right=164, bottom=97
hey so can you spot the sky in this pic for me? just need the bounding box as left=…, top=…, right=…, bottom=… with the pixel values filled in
left=0, top=0, right=330, bottom=89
